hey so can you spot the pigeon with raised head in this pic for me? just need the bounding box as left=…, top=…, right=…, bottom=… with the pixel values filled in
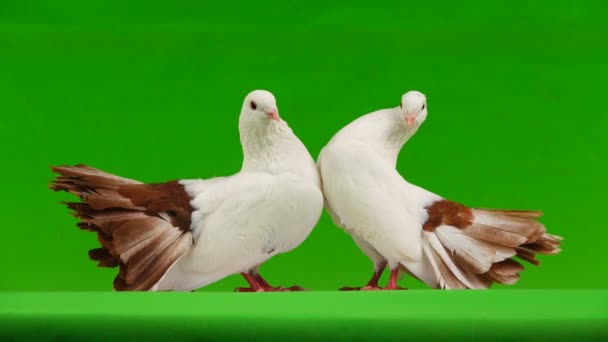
left=318, top=90, right=562, bottom=290
left=50, top=90, right=323, bottom=292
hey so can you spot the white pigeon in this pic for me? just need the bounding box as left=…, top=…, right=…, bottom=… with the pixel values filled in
left=50, top=90, right=324, bottom=292
left=318, top=90, right=562, bottom=290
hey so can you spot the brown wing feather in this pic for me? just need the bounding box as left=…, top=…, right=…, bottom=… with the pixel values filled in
left=423, top=199, right=562, bottom=289
left=118, top=181, right=193, bottom=232
left=50, top=165, right=194, bottom=291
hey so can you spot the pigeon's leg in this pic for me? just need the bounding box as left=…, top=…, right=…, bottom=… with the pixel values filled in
left=246, top=264, right=305, bottom=292
left=234, top=273, right=265, bottom=292
left=361, top=261, right=387, bottom=290
left=383, top=267, right=407, bottom=290
left=340, top=261, right=387, bottom=291
left=253, top=272, right=305, bottom=292
left=235, top=266, right=304, bottom=292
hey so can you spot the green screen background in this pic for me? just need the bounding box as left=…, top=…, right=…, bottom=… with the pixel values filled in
left=0, top=0, right=606, bottom=292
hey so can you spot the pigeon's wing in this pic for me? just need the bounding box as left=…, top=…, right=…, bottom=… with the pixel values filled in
left=50, top=165, right=194, bottom=291
left=419, top=199, right=562, bottom=289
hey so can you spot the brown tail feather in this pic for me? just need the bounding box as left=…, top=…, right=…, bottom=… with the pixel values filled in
left=89, top=248, right=119, bottom=267
left=422, top=201, right=562, bottom=289
left=51, top=166, right=143, bottom=211
left=472, top=208, right=561, bottom=252
left=470, top=209, right=561, bottom=286
left=50, top=164, right=193, bottom=291
left=50, top=165, right=140, bottom=188
left=477, top=209, right=543, bottom=219
left=485, top=259, right=523, bottom=285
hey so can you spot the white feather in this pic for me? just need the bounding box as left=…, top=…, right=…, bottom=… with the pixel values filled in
left=154, top=90, right=324, bottom=291
left=435, top=225, right=495, bottom=274
left=421, top=239, right=444, bottom=288
left=425, top=232, right=483, bottom=289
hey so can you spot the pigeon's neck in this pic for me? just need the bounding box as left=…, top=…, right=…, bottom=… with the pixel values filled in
left=239, top=120, right=319, bottom=183
left=359, top=109, right=420, bottom=166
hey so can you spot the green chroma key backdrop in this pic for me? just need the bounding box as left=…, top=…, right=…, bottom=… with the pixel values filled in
left=0, top=0, right=606, bottom=292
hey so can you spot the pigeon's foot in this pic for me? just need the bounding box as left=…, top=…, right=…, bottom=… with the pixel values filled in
left=253, top=273, right=306, bottom=291
left=238, top=273, right=305, bottom=292
left=361, top=285, right=383, bottom=291
left=339, top=285, right=381, bottom=291
left=238, top=272, right=266, bottom=292
left=233, top=285, right=304, bottom=292
left=340, top=262, right=387, bottom=291
left=261, top=285, right=305, bottom=292
left=278, top=285, right=305, bottom=292
left=383, top=268, right=407, bottom=290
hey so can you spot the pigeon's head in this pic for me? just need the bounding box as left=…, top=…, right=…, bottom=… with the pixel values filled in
left=240, top=90, right=280, bottom=126
left=399, top=90, right=427, bottom=129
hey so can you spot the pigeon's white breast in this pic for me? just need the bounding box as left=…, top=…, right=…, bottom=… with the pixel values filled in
left=319, top=141, right=426, bottom=264
left=159, top=172, right=323, bottom=290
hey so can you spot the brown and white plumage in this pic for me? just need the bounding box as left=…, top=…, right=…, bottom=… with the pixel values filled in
left=50, top=90, right=324, bottom=292
left=318, top=90, right=562, bottom=290
left=421, top=201, right=561, bottom=289
left=50, top=165, right=194, bottom=291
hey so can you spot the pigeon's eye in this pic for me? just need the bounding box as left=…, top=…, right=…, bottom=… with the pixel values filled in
left=400, top=103, right=403, bottom=109
left=422, top=103, right=426, bottom=110
left=250, top=101, right=257, bottom=110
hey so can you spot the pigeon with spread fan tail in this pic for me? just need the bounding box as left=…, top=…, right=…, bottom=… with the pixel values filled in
left=50, top=90, right=323, bottom=292
left=318, top=90, right=562, bottom=290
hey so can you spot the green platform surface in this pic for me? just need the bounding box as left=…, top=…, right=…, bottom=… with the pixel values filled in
left=1, top=290, right=607, bottom=341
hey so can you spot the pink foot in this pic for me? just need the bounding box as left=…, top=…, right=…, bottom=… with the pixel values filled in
left=383, top=267, right=407, bottom=290
left=261, top=285, right=306, bottom=292
left=237, top=274, right=306, bottom=292
left=234, top=285, right=304, bottom=292
left=339, top=285, right=382, bottom=291
left=383, top=268, right=407, bottom=290
left=251, top=273, right=306, bottom=291
left=279, top=285, right=305, bottom=291
left=340, top=263, right=387, bottom=291
left=361, top=285, right=383, bottom=291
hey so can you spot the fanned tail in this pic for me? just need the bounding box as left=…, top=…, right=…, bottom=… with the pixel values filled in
left=421, top=201, right=562, bottom=289
left=50, top=165, right=193, bottom=291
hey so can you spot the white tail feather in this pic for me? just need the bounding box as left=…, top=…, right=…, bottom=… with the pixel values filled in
left=421, top=239, right=445, bottom=289
left=435, top=225, right=495, bottom=274
left=425, top=231, right=485, bottom=289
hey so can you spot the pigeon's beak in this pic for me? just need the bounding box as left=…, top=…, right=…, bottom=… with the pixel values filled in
left=265, top=108, right=279, bottom=121
left=405, top=114, right=416, bottom=128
